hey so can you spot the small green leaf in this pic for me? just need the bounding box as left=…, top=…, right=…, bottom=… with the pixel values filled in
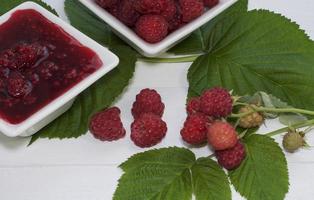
left=0, top=0, right=58, bottom=15
left=169, top=0, right=248, bottom=55
left=114, top=147, right=195, bottom=200
left=64, top=0, right=124, bottom=47
left=279, top=113, right=308, bottom=126
left=188, top=10, right=314, bottom=112
left=229, top=134, right=289, bottom=200
left=192, top=157, right=231, bottom=200
left=29, top=46, right=137, bottom=144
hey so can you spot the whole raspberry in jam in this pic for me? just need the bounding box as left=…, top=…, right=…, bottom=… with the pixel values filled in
left=89, top=107, right=126, bottom=141
left=118, top=0, right=140, bottom=27
left=135, top=15, right=169, bottom=43
left=38, top=61, right=59, bottom=80
left=7, top=72, right=33, bottom=98
left=207, top=121, right=238, bottom=150
left=203, top=0, right=219, bottom=8
left=132, top=88, right=165, bottom=119
left=0, top=43, right=45, bottom=70
left=131, top=113, right=167, bottom=148
left=200, top=87, right=233, bottom=118
left=96, top=0, right=119, bottom=8
left=134, top=0, right=167, bottom=14
left=216, top=142, right=246, bottom=170
left=180, top=113, right=211, bottom=145
left=186, top=97, right=201, bottom=115
left=179, top=0, right=204, bottom=23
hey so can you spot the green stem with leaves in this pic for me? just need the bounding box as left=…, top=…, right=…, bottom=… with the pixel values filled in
left=265, top=119, right=314, bottom=137
left=231, top=104, right=314, bottom=118
left=138, top=55, right=201, bottom=63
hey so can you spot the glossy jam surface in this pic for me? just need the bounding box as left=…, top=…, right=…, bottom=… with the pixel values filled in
left=0, top=9, right=102, bottom=124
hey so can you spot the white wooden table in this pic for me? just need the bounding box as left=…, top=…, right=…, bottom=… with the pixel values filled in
left=0, top=0, right=314, bottom=199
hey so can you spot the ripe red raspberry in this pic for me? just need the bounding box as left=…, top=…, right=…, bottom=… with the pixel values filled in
left=161, top=0, right=177, bottom=20
left=131, top=113, right=167, bottom=148
left=179, top=0, right=204, bottom=23
left=180, top=113, right=211, bottom=145
left=200, top=87, right=233, bottom=118
left=89, top=107, right=126, bottom=141
left=168, top=13, right=185, bottom=32
left=96, top=0, right=119, bottom=8
left=135, top=15, right=169, bottom=43
left=203, top=0, right=219, bottom=8
left=134, top=0, right=167, bottom=14
left=132, top=88, right=165, bottom=119
left=107, top=4, right=119, bottom=18
left=7, top=72, right=33, bottom=98
left=118, top=0, right=140, bottom=27
left=207, top=121, right=238, bottom=150
left=186, top=97, right=201, bottom=115
left=216, top=142, right=246, bottom=170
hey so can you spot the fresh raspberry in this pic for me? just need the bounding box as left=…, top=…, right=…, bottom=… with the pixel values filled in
left=168, top=13, right=184, bottom=32
left=207, top=121, right=238, bottom=150
left=179, top=0, right=204, bottom=23
left=0, top=43, right=45, bottom=70
left=134, top=0, right=167, bottom=14
left=7, top=72, right=33, bottom=98
left=180, top=113, right=211, bottom=145
left=132, top=88, right=165, bottom=119
left=107, top=4, right=119, bottom=18
left=186, top=97, right=201, bottom=115
left=0, top=67, right=9, bottom=78
left=200, top=87, right=233, bottom=118
left=89, top=107, right=126, bottom=141
left=216, top=141, right=246, bottom=170
left=118, top=0, right=140, bottom=27
left=96, top=0, right=119, bottom=8
left=161, top=0, right=177, bottom=20
left=131, top=113, right=167, bottom=148
left=135, top=15, right=169, bottom=43
left=203, top=0, right=219, bottom=8
left=238, top=105, right=264, bottom=128
left=283, top=130, right=305, bottom=153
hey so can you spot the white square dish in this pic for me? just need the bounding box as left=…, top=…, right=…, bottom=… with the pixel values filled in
left=79, top=0, right=238, bottom=57
left=0, top=2, right=119, bottom=137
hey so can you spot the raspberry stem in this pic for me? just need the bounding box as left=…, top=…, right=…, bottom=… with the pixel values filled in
left=265, top=119, right=314, bottom=137
left=139, top=55, right=201, bottom=63
left=231, top=105, right=314, bottom=118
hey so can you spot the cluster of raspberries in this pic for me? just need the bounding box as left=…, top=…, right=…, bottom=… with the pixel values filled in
left=89, top=88, right=167, bottom=148
left=96, top=0, right=220, bottom=43
left=181, top=87, right=246, bottom=170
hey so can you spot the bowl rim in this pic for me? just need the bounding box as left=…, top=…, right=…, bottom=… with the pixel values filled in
left=0, top=1, right=120, bottom=137
left=79, top=0, right=238, bottom=57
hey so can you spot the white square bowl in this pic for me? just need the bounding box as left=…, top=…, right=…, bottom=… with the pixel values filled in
left=79, top=0, right=238, bottom=57
left=0, top=2, right=119, bottom=137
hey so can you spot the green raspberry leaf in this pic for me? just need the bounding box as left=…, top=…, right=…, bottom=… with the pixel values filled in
left=0, top=0, right=58, bottom=15
left=229, top=134, right=289, bottom=200
left=114, top=147, right=195, bottom=200
left=188, top=10, right=314, bottom=112
left=169, top=0, right=248, bottom=55
left=191, top=157, right=231, bottom=200
left=29, top=46, right=137, bottom=145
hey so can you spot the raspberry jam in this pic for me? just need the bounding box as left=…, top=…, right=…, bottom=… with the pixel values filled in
left=0, top=9, right=102, bottom=124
